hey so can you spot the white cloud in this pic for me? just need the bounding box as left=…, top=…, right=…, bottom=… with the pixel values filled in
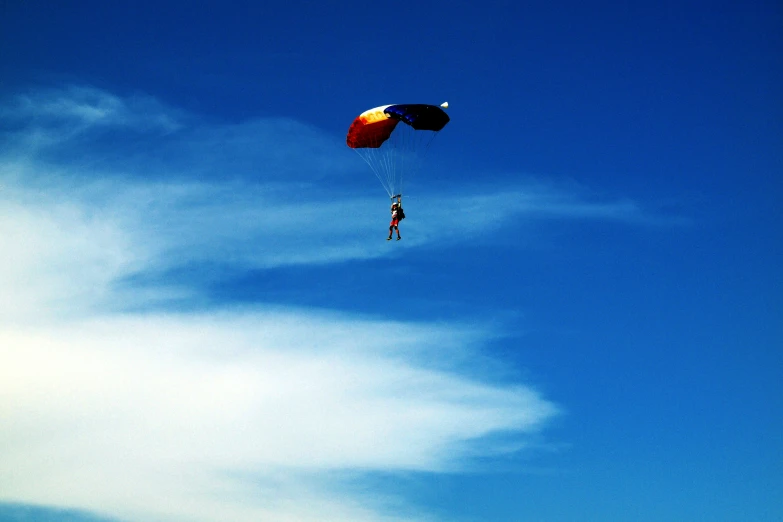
left=0, top=312, right=555, bottom=522
left=0, top=192, right=143, bottom=322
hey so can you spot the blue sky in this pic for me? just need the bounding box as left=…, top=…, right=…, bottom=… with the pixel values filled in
left=0, top=1, right=781, bottom=521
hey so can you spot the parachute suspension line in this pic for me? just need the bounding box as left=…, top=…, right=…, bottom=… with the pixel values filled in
left=397, top=126, right=438, bottom=199
left=371, top=130, right=393, bottom=197
left=352, top=120, right=398, bottom=199
left=401, top=123, right=413, bottom=197
left=401, top=125, right=415, bottom=197
left=395, top=123, right=416, bottom=199
left=395, top=126, right=406, bottom=195
left=354, top=127, right=438, bottom=199
left=385, top=136, right=397, bottom=195
left=354, top=149, right=393, bottom=198
left=387, top=140, right=398, bottom=195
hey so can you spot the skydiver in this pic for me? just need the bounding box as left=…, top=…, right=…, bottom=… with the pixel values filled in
left=387, top=195, right=403, bottom=241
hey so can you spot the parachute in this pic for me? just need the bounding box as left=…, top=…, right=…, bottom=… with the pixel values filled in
left=346, top=103, right=449, bottom=198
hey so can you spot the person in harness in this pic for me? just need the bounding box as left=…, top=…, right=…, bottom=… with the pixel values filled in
left=387, top=195, right=404, bottom=241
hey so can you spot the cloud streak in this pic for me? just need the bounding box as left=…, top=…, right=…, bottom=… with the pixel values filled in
left=1, top=85, right=184, bottom=134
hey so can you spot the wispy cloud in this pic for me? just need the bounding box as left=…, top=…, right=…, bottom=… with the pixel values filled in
left=0, top=312, right=555, bottom=522
left=0, top=174, right=667, bottom=316
left=0, top=85, right=675, bottom=521
left=1, top=85, right=184, bottom=133
left=1, top=85, right=676, bottom=271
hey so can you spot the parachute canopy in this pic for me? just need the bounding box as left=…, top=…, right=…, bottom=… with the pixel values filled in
left=347, top=103, right=449, bottom=198
left=346, top=104, right=450, bottom=148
